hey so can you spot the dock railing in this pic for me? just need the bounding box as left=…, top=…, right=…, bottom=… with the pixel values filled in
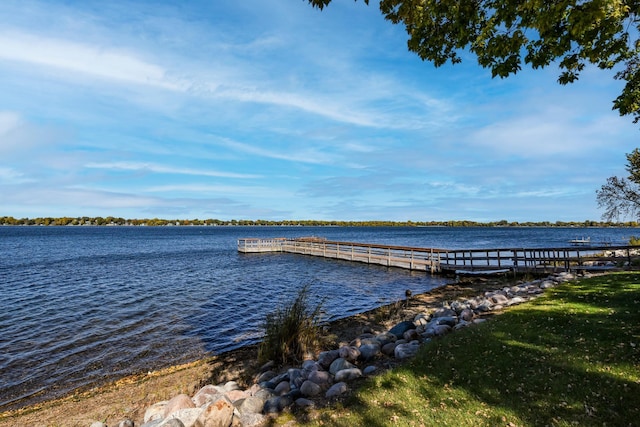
left=237, top=237, right=287, bottom=253
left=238, top=237, right=638, bottom=274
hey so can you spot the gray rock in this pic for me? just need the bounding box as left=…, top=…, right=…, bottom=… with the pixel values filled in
left=349, top=337, right=362, bottom=347
left=224, top=381, right=241, bottom=392
left=489, top=293, right=509, bottom=305
left=301, top=359, right=317, bottom=371
left=307, top=369, right=331, bottom=386
left=413, top=313, right=430, bottom=326
left=300, top=380, right=322, bottom=397
left=381, top=342, right=397, bottom=356
left=363, top=365, right=377, bottom=375
left=116, top=419, right=134, bottom=427
left=431, top=307, right=457, bottom=318
left=263, top=395, right=294, bottom=414
left=274, top=380, right=290, bottom=396
left=317, top=349, right=340, bottom=369
left=359, top=337, right=379, bottom=346
left=286, top=388, right=302, bottom=401
left=140, top=420, right=164, bottom=427
left=338, top=345, right=361, bottom=361
left=539, top=280, right=555, bottom=289
left=162, top=408, right=201, bottom=427
left=258, top=380, right=276, bottom=390
left=459, top=308, right=474, bottom=322
left=237, top=413, right=265, bottom=427
left=288, top=368, right=303, bottom=386
left=433, top=324, right=452, bottom=336
left=158, top=419, right=185, bottom=427
left=374, top=332, right=396, bottom=346
left=329, top=358, right=356, bottom=375
left=253, top=388, right=274, bottom=402
left=359, top=342, right=381, bottom=361
left=449, top=301, right=467, bottom=314
left=295, top=398, right=315, bottom=408
left=389, top=320, right=415, bottom=338
left=236, top=396, right=266, bottom=415
left=394, top=342, right=420, bottom=359
left=507, top=296, right=526, bottom=306
left=335, top=368, right=362, bottom=382
left=435, top=316, right=458, bottom=327
left=465, top=299, right=479, bottom=309
left=454, top=320, right=471, bottom=330
left=270, top=372, right=290, bottom=385
left=325, top=382, right=348, bottom=398
left=403, top=328, right=421, bottom=341
left=256, top=370, right=277, bottom=383
left=475, top=301, right=492, bottom=312
left=421, top=327, right=436, bottom=338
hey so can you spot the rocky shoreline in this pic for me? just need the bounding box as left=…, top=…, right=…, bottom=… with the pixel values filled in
left=70, top=271, right=579, bottom=427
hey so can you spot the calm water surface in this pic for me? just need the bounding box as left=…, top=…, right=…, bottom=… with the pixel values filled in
left=0, top=225, right=635, bottom=410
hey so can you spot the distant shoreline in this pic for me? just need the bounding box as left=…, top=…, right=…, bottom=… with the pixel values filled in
left=1, top=216, right=637, bottom=228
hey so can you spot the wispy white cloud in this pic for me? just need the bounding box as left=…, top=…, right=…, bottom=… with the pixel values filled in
left=0, top=111, right=21, bottom=134
left=0, top=167, right=32, bottom=184
left=144, top=183, right=291, bottom=198
left=0, top=31, right=188, bottom=91
left=84, top=162, right=261, bottom=179
left=216, top=137, right=339, bottom=165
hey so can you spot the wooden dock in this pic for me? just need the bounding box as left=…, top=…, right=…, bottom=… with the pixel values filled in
left=238, top=237, right=638, bottom=274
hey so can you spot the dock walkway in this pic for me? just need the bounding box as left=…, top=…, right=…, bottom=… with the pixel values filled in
left=238, top=237, right=637, bottom=274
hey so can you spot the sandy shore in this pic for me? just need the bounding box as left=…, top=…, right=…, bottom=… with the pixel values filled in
left=0, top=277, right=507, bottom=427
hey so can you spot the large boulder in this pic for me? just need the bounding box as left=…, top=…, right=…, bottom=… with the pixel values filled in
left=359, top=342, right=381, bottom=361
left=325, top=382, right=348, bottom=398
left=389, top=320, right=416, bottom=338
left=300, top=380, right=322, bottom=397
left=195, top=399, right=234, bottom=427
left=338, top=345, right=361, bottom=362
left=307, top=369, right=332, bottom=387
left=329, top=358, right=356, bottom=375
left=163, top=394, right=195, bottom=419
left=335, top=368, right=362, bottom=382
left=317, top=349, right=340, bottom=369
left=394, top=342, right=420, bottom=359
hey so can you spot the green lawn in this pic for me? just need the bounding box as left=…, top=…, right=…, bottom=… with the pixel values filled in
left=298, top=273, right=640, bottom=426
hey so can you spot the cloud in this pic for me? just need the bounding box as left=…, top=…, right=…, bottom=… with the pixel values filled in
left=84, top=161, right=261, bottom=179
left=0, top=111, right=66, bottom=159
left=216, top=137, right=340, bottom=165
left=0, top=111, right=21, bottom=134
left=0, top=31, right=187, bottom=91
left=0, top=167, right=32, bottom=184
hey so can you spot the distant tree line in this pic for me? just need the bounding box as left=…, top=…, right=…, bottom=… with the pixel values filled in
left=0, top=216, right=637, bottom=227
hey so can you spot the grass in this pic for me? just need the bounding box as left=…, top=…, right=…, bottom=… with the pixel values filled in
left=258, top=284, right=326, bottom=366
left=286, top=273, right=640, bottom=426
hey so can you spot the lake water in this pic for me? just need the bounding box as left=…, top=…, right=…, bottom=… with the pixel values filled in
left=0, top=225, right=635, bottom=411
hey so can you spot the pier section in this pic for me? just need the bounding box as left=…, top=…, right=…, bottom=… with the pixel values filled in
left=238, top=237, right=639, bottom=275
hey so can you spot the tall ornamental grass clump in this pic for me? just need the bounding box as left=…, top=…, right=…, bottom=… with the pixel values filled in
left=629, top=235, right=640, bottom=246
left=258, top=285, right=325, bottom=366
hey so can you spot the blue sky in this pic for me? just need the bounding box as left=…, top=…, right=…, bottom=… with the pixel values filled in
left=0, top=0, right=637, bottom=222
